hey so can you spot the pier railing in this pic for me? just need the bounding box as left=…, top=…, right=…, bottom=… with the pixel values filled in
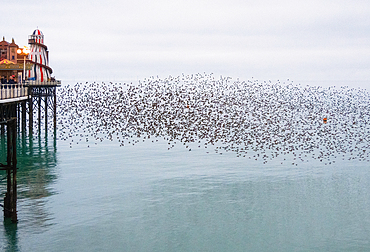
left=0, top=80, right=62, bottom=100
left=0, top=84, right=28, bottom=100
left=25, top=80, right=62, bottom=86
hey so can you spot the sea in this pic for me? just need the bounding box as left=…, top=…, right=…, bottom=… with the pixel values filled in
left=1, top=78, right=370, bottom=251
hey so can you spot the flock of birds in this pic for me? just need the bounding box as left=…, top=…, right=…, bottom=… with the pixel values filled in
left=56, top=73, right=370, bottom=165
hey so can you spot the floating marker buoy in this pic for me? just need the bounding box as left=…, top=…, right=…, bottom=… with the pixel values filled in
left=323, top=117, right=327, bottom=123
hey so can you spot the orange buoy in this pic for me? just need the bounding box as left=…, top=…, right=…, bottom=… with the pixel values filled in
left=323, top=117, right=327, bottom=123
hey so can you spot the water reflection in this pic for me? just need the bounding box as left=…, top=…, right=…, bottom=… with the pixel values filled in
left=0, top=130, right=58, bottom=234
left=115, top=169, right=370, bottom=251
left=2, top=218, right=19, bottom=252
left=18, top=131, right=58, bottom=199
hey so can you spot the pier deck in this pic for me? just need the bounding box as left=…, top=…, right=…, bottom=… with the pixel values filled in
left=0, top=80, right=61, bottom=129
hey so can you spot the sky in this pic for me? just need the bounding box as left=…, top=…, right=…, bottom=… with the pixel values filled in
left=2, top=0, right=370, bottom=88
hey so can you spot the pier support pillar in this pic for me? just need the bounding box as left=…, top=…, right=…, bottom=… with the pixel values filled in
left=1, top=118, right=17, bottom=223
left=28, top=96, right=33, bottom=135
left=17, top=104, right=20, bottom=129
left=0, top=105, right=3, bottom=135
left=38, top=97, right=41, bottom=130
left=45, top=95, right=48, bottom=132
left=21, top=101, right=26, bottom=132
left=53, top=87, right=57, bottom=131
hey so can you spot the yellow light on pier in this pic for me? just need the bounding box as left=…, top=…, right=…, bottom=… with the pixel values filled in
left=17, top=46, right=30, bottom=55
left=23, top=47, right=30, bottom=55
left=18, top=46, right=30, bottom=82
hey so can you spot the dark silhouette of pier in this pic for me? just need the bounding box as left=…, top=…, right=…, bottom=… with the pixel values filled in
left=0, top=80, right=60, bottom=222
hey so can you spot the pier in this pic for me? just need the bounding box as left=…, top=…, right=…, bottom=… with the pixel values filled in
left=0, top=81, right=61, bottom=132
left=1, top=29, right=60, bottom=222
left=0, top=80, right=60, bottom=222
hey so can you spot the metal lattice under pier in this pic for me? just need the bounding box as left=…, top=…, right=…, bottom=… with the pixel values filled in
left=27, top=83, right=59, bottom=133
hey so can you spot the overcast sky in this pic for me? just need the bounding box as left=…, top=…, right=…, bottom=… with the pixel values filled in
left=3, top=0, right=370, bottom=88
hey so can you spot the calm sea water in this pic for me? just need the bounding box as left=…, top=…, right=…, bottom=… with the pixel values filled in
left=1, top=130, right=370, bottom=251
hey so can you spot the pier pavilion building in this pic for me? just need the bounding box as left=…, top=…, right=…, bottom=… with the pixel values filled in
left=0, top=29, right=54, bottom=83
left=0, top=37, right=32, bottom=82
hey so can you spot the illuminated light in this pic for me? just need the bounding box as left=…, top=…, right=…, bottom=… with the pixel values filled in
left=17, top=46, right=30, bottom=55
left=23, top=46, right=30, bottom=55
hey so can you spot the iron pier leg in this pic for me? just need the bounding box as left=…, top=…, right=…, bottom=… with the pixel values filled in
left=0, top=105, right=3, bottom=135
left=16, top=104, right=19, bottom=129
left=11, top=118, right=17, bottom=223
left=53, top=87, right=57, bottom=131
left=4, top=118, right=17, bottom=222
left=38, top=96, right=41, bottom=131
left=21, top=101, right=26, bottom=133
left=29, top=96, right=33, bottom=135
left=45, top=94, right=48, bottom=132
